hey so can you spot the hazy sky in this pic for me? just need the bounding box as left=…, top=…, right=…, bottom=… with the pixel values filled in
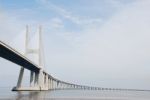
left=0, top=0, right=150, bottom=90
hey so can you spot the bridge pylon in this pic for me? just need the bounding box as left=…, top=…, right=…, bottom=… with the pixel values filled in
left=12, top=25, right=47, bottom=91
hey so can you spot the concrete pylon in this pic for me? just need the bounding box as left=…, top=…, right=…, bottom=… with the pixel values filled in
left=12, top=26, right=29, bottom=90
left=12, top=25, right=46, bottom=91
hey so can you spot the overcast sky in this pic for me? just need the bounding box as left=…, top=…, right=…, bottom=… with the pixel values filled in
left=0, top=0, right=150, bottom=90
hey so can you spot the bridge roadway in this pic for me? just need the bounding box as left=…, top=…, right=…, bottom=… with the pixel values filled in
left=0, top=40, right=149, bottom=91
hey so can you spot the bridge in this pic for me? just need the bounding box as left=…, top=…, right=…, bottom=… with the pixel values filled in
left=0, top=26, right=102, bottom=91
left=0, top=26, right=147, bottom=91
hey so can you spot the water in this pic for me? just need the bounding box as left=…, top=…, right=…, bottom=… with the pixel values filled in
left=0, top=87, right=150, bottom=100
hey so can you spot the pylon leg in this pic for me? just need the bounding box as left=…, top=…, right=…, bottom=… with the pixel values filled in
left=30, top=71, right=34, bottom=86
left=12, top=67, right=24, bottom=91
left=17, top=67, right=24, bottom=88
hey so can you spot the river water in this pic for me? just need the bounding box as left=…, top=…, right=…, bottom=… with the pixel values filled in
left=0, top=87, right=150, bottom=100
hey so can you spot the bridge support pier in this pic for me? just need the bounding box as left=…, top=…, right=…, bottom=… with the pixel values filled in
left=30, top=71, right=34, bottom=86
left=13, top=67, right=24, bottom=90
left=12, top=70, right=50, bottom=91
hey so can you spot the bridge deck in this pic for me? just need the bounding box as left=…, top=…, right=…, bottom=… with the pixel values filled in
left=0, top=41, right=40, bottom=73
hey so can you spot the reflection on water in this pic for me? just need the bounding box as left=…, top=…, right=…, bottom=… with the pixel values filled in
left=0, top=87, right=150, bottom=100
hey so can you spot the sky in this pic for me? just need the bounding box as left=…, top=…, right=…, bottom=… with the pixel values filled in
left=0, top=0, right=150, bottom=90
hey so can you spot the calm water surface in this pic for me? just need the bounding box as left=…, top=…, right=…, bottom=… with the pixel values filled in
left=0, top=87, right=150, bottom=100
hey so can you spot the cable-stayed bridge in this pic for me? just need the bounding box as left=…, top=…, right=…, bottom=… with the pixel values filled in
left=0, top=26, right=148, bottom=91
left=0, top=26, right=101, bottom=91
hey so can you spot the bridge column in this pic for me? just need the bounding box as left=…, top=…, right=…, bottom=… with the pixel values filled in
left=37, top=70, right=44, bottom=90
left=51, top=79, right=53, bottom=90
left=51, top=79, right=54, bottom=90
left=49, top=78, right=52, bottom=90
left=30, top=71, right=34, bottom=87
left=53, top=80, right=55, bottom=90
left=55, top=81, right=57, bottom=89
left=59, top=82, right=62, bottom=89
left=53, top=80, right=55, bottom=89
left=34, top=72, right=39, bottom=87
left=50, top=78, right=52, bottom=90
left=54, top=81, right=56, bottom=89
left=45, top=74, right=48, bottom=89
left=16, top=67, right=24, bottom=88
left=43, top=74, right=46, bottom=88
left=49, top=78, right=51, bottom=90
left=56, top=81, right=58, bottom=89
left=54, top=81, right=56, bottom=90
left=48, top=77, right=49, bottom=89
left=56, top=81, right=59, bottom=89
